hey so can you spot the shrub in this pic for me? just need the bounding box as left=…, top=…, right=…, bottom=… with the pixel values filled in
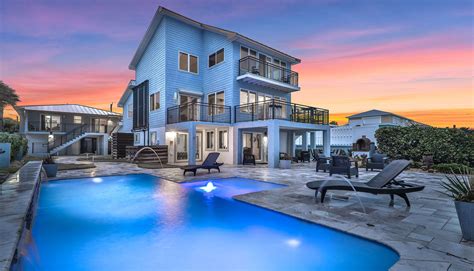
left=375, top=126, right=474, bottom=166
left=433, top=163, right=472, bottom=174
left=0, top=133, right=28, bottom=161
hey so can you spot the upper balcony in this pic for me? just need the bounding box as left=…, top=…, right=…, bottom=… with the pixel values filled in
left=235, top=99, right=329, bottom=125
left=167, top=102, right=232, bottom=124
left=237, top=56, right=300, bottom=92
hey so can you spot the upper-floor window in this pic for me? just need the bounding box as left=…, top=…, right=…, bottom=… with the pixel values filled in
left=179, top=52, right=198, bottom=74
left=73, top=116, right=82, bottom=124
left=127, top=103, right=133, bottom=118
left=208, top=48, right=224, bottom=67
left=208, top=91, right=225, bottom=115
left=41, top=114, right=61, bottom=131
left=150, top=92, right=160, bottom=111
left=240, top=46, right=257, bottom=59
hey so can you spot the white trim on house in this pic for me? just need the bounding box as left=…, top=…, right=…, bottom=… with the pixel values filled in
left=236, top=73, right=300, bottom=92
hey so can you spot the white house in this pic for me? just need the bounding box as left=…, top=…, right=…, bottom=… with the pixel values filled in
left=315, top=109, right=422, bottom=151
left=15, top=104, right=121, bottom=156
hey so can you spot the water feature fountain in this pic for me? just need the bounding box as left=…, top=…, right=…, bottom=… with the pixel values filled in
left=131, top=147, right=163, bottom=168
left=199, top=181, right=217, bottom=192
left=317, top=176, right=367, bottom=214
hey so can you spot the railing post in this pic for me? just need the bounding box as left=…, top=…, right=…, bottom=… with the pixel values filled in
left=272, top=99, right=275, bottom=119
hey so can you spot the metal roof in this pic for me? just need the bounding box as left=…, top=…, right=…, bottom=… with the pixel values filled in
left=129, top=6, right=301, bottom=70
left=347, top=109, right=394, bottom=119
left=15, top=104, right=121, bottom=117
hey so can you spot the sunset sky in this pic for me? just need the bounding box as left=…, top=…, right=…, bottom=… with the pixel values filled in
left=1, top=0, right=473, bottom=127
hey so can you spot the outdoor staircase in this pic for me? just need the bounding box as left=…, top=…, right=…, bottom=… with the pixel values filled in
left=48, top=132, right=89, bottom=155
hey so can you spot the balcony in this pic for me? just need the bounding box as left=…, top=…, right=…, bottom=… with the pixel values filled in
left=237, top=56, right=299, bottom=92
left=27, top=121, right=112, bottom=133
left=235, top=99, right=329, bottom=125
left=167, top=102, right=231, bottom=124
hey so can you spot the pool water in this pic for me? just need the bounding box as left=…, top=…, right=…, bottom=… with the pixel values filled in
left=18, top=174, right=399, bottom=270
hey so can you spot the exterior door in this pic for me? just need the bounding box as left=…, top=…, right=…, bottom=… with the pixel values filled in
left=175, top=132, right=188, bottom=162
left=180, top=94, right=201, bottom=121
left=196, top=131, right=203, bottom=162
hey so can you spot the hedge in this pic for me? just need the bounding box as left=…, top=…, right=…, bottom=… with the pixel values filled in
left=432, top=163, right=472, bottom=174
left=375, top=126, right=474, bottom=166
left=0, top=133, right=28, bottom=161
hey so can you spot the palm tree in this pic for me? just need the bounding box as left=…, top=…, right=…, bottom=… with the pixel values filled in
left=0, top=81, right=20, bottom=131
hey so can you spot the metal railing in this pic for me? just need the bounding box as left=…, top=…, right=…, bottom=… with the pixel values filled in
left=27, top=121, right=84, bottom=132
left=239, top=56, right=299, bottom=87
left=46, top=124, right=88, bottom=152
left=167, top=102, right=231, bottom=124
left=234, top=99, right=329, bottom=125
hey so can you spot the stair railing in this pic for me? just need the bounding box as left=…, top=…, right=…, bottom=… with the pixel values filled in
left=47, top=124, right=88, bottom=153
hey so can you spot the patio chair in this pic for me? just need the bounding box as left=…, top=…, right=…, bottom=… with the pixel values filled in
left=329, top=156, right=359, bottom=178
left=306, top=160, right=424, bottom=207
left=366, top=153, right=389, bottom=171
left=315, top=154, right=331, bottom=173
left=242, top=147, right=256, bottom=165
left=181, top=152, right=224, bottom=176
left=299, top=151, right=311, bottom=163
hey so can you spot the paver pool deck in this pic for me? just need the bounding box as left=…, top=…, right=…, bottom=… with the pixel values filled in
left=2, top=157, right=473, bottom=270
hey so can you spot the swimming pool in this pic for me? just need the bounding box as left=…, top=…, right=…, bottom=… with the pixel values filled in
left=17, top=174, right=399, bottom=270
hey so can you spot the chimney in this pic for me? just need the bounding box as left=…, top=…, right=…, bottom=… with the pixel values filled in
left=110, top=103, right=113, bottom=112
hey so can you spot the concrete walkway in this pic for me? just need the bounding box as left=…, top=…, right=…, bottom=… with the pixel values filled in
left=51, top=157, right=474, bottom=270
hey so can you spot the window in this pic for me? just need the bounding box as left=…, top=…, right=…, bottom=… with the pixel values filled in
left=239, top=89, right=257, bottom=112
left=218, top=129, right=228, bottom=151
left=240, top=46, right=257, bottom=58
left=150, top=131, right=158, bottom=145
left=208, top=48, right=224, bottom=67
left=179, top=52, right=198, bottom=74
left=41, top=114, right=61, bottom=131
left=128, top=103, right=133, bottom=118
left=134, top=133, right=140, bottom=144
left=205, top=130, right=215, bottom=150
left=73, top=116, right=82, bottom=124
left=208, top=91, right=225, bottom=115
left=150, top=92, right=160, bottom=111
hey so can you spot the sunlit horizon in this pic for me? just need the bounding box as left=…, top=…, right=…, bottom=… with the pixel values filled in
left=1, top=0, right=472, bottom=128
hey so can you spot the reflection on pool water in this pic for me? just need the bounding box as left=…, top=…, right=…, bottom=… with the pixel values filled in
left=17, top=174, right=399, bottom=270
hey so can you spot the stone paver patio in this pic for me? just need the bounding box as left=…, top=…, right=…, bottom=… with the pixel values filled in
left=34, top=157, right=474, bottom=270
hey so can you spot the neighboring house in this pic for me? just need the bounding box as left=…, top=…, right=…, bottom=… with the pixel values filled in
left=118, top=6, right=330, bottom=168
left=15, top=104, right=121, bottom=156
left=315, top=109, right=423, bottom=151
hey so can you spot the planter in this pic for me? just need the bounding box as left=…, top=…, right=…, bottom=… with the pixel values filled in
left=43, top=164, right=58, bottom=177
left=455, top=201, right=474, bottom=241
left=279, top=160, right=291, bottom=169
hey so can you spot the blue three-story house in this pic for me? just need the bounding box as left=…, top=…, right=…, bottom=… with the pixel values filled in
left=118, top=6, right=330, bottom=168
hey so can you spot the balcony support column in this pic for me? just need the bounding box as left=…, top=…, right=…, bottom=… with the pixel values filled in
left=302, top=132, right=308, bottom=151
left=310, top=132, right=316, bottom=150
left=188, top=123, right=197, bottom=166
left=323, top=128, right=331, bottom=157
left=267, top=123, right=280, bottom=168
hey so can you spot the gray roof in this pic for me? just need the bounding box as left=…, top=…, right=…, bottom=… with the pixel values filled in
left=129, top=6, right=300, bottom=70
left=348, top=109, right=402, bottom=119
left=15, top=104, right=121, bottom=117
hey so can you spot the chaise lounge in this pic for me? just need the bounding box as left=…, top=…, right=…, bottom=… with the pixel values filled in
left=306, top=160, right=424, bottom=207
left=181, top=152, right=224, bottom=176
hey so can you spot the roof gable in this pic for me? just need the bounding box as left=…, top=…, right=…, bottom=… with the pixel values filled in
left=129, top=6, right=300, bottom=70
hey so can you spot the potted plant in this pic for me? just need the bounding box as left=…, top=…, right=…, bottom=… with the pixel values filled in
left=42, top=156, right=58, bottom=177
left=279, top=153, right=292, bottom=169
left=440, top=168, right=473, bottom=241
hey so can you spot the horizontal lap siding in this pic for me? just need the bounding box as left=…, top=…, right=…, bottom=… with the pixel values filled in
left=165, top=17, right=203, bottom=108
left=120, top=95, right=133, bottom=132
left=202, top=32, right=234, bottom=106
left=136, top=18, right=167, bottom=129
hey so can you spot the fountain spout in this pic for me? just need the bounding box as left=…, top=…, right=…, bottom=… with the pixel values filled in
left=317, top=176, right=367, bottom=214
left=200, top=181, right=217, bottom=192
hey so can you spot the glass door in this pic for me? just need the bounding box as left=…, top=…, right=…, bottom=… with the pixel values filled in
left=175, top=132, right=188, bottom=162
left=180, top=94, right=201, bottom=121
left=196, top=131, right=203, bottom=162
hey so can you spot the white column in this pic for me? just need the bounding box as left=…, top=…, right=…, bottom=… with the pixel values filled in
left=102, top=135, right=108, bottom=155
left=310, top=132, right=316, bottom=150
left=267, top=123, right=280, bottom=168
left=323, top=129, right=331, bottom=157
left=290, top=132, right=296, bottom=157
left=188, top=123, right=197, bottom=165
left=302, top=132, right=308, bottom=151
